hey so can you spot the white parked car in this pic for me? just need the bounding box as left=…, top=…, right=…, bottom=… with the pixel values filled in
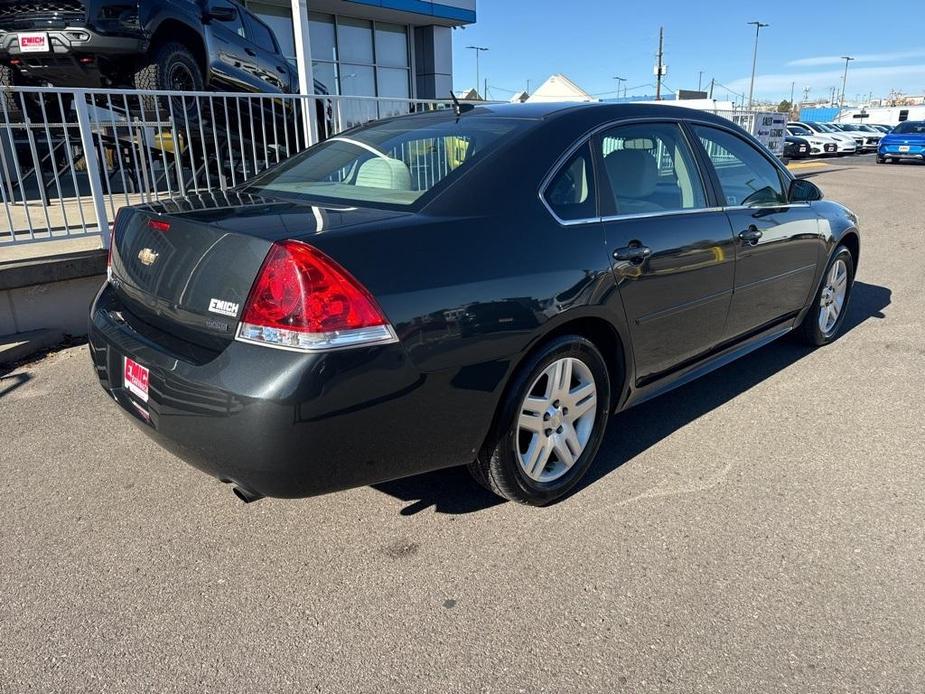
left=832, top=123, right=883, bottom=151
left=789, top=121, right=858, bottom=154
left=786, top=124, right=839, bottom=156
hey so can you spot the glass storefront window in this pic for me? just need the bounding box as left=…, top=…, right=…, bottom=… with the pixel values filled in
left=374, top=23, right=408, bottom=68
left=254, top=9, right=410, bottom=100
left=338, top=64, right=375, bottom=97
left=309, top=12, right=337, bottom=63
left=336, top=17, right=374, bottom=65
left=377, top=67, right=410, bottom=99
left=312, top=61, right=337, bottom=96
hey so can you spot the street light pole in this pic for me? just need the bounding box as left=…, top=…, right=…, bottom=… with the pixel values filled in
left=613, top=76, right=626, bottom=99
left=747, top=21, right=769, bottom=109
left=466, top=45, right=488, bottom=97
left=839, top=56, right=854, bottom=111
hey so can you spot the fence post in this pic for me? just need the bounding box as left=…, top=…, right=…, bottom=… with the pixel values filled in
left=290, top=0, right=319, bottom=148
left=73, top=91, right=110, bottom=247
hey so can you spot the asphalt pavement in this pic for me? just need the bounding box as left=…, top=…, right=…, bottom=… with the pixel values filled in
left=2, top=159, right=924, bottom=693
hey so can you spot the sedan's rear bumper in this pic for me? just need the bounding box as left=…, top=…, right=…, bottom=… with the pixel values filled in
left=89, top=283, right=483, bottom=498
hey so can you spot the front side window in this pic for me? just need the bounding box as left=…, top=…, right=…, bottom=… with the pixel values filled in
left=246, top=115, right=528, bottom=208
left=693, top=125, right=786, bottom=207
left=213, top=3, right=245, bottom=38
left=543, top=144, right=596, bottom=222
left=598, top=122, right=706, bottom=215
left=243, top=12, right=277, bottom=52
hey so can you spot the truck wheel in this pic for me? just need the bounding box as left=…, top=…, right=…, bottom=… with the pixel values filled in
left=132, top=42, right=203, bottom=117
left=0, top=64, right=23, bottom=121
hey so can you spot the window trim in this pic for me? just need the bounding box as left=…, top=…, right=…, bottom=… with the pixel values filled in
left=538, top=115, right=797, bottom=227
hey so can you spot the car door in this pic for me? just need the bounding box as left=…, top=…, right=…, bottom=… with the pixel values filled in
left=690, top=123, right=823, bottom=339
left=203, top=1, right=254, bottom=92
left=596, top=121, right=736, bottom=382
left=241, top=10, right=288, bottom=93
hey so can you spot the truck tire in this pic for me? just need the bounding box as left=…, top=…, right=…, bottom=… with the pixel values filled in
left=132, top=42, right=203, bottom=117
left=0, top=63, right=23, bottom=121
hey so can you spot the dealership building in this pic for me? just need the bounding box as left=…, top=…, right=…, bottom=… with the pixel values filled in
left=241, top=0, right=476, bottom=100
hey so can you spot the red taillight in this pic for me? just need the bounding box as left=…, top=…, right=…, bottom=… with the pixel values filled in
left=237, top=240, right=396, bottom=351
left=148, top=219, right=170, bottom=232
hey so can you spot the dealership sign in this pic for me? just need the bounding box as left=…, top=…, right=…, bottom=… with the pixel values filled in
left=732, top=111, right=787, bottom=156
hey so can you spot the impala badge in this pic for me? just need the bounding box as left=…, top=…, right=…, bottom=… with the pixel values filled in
left=138, top=248, right=159, bottom=266
left=209, top=298, right=239, bottom=317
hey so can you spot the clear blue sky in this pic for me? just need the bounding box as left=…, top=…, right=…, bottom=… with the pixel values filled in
left=451, top=0, right=925, bottom=103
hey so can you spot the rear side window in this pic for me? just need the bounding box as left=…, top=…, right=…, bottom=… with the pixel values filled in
left=543, top=144, right=596, bottom=222
left=244, top=12, right=277, bottom=52
left=693, top=125, right=786, bottom=207
left=598, top=122, right=706, bottom=215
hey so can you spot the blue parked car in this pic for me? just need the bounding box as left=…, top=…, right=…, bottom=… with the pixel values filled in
left=877, top=121, right=925, bottom=164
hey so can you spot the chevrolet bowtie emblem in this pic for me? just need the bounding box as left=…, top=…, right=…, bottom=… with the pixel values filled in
left=138, top=248, right=159, bottom=266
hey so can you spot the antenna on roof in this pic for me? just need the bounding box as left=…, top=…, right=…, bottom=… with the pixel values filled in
left=449, top=91, right=474, bottom=116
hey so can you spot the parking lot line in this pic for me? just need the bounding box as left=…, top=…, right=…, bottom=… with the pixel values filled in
left=787, top=161, right=829, bottom=171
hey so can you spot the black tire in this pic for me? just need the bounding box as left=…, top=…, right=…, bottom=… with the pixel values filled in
left=795, top=246, right=855, bottom=346
left=132, top=42, right=203, bottom=117
left=468, top=335, right=611, bottom=506
left=876, top=155, right=886, bottom=164
left=0, top=63, right=23, bottom=121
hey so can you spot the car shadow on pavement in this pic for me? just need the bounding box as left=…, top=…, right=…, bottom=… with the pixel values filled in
left=0, top=371, right=32, bottom=399
left=373, top=281, right=890, bottom=516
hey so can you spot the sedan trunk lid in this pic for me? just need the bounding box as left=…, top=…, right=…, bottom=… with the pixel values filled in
left=109, top=191, right=409, bottom=350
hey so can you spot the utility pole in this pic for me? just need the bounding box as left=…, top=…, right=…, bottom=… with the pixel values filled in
left=466, top=45, right=488, bottom=96
left=709, top=77, right=714, bottom=99
left=698, top=70, right=703, bottom=92
left=747, top=21, right=769, bottom=109
left=789, top=81, right=795, bottom=108
left=613, top=76, right=626, bottom=99
left=655, top=26, right=664, bottom=101
left=484, top=77, right=488, bottom=101
left=839, top=56, right=854, bottom=111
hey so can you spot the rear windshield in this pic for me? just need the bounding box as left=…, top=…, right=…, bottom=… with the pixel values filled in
left=245, top=114, right=529, bottom=208
left=892, top=121, right=925, bottom=134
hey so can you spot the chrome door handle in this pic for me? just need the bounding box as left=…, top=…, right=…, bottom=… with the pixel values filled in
left=738, top=226, right=763, bottom=245
left=613, top=245, right=652, bottom=263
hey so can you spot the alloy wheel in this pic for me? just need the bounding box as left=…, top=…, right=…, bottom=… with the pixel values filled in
left=818, top=258, right=848, bottom=335
left=516, top=356, right=597, bottom=483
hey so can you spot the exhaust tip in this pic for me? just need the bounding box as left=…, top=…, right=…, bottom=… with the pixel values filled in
left=231, top=485, right=264, bottom=503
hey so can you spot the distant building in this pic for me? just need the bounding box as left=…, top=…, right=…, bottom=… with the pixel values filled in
left=510, top=90, right=530, bottom=103
left=454, top=88, right=482, bottom=101
left=526, top=74, right=596, bottom=103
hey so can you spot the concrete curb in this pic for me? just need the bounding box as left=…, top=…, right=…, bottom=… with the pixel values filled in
left=0, top=328, right=65, bottom=367
left=0, top=249, right=107, bottom=291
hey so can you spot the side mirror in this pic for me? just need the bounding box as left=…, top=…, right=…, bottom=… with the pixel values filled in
left=205, top=3, right=237, bottom=21
left=789, top=178, right=822, bottom=202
